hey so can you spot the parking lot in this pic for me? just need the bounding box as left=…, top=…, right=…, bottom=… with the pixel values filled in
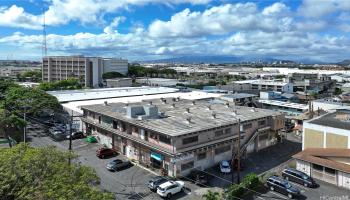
left=246, top=178, right=350, bottom=200
left=26, top=124, right=350, bottom=200
left=26, top=123, right=205, bottom=200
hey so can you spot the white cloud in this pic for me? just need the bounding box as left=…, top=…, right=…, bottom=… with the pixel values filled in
left=0, top=5, right=41, bottom=29
left=103, top=17, right=126, bottom=34
left=148, top=3, right=294, bottom=38
left=262, top=2, right=289, bottom=16
left=299, top=0, right=350, bottom=18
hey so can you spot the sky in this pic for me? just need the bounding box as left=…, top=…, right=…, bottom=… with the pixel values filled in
left=0, top=0, right=350, bottom=62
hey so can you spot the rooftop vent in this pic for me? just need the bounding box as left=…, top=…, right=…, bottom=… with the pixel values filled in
left=211, top=113, right=217, bottom=119
left=104, top=101, right=108, bottom=106
left=186, top=108, right=190, bottom=113
left=172, top=103, right=176, bottom=108
left=207, top=105, right=212, bottom=110
left=225, top=102, right=230, bottom=108
left=172, top=97, right=177, bottom=102
left=186, top=117, right=192, bottom=124
left=161, top=98, right=167, bottom=104
left=192, top=100, right=196, bottom=105
left=177, top=97, right=180, bottom=101
left=149, top=101, right=153, bottom=105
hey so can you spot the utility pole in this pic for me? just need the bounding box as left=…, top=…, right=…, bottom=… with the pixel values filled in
left=237, top=119, right=241, bottom=184
left=23, top=106, right=27, bottom=144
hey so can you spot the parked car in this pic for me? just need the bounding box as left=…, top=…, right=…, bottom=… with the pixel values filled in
left=188, top=169, right=210, bottom=186
left=148, top=176, right=169, bottom=191
left=66, top=131, right=85, bottom=140
left=220, top=160, right=231, bottom=173
left=282, top=168, right=316, bottom=188
left=266, top=175, right=300, bottom=199
left=106, top=159, right=131, bottom=171
left=157, top=180, right=184, bottom=198
left=96, top=147, right=117, bottom=158
left=51, top=131, right=65, bottom=141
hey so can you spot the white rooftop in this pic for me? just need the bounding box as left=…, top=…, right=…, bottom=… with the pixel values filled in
left=62, top=91, right=222, bottom=114
left=259, top=99, right=309, bottom=110
left=47, top=87, right=179, bottom=102
left=234, top=79, right=289, bottom=86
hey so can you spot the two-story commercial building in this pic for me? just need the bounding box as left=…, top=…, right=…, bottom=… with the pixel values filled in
left=294, top=109, right=350, bottom=189
left=80, top=98, right=284, bottom=177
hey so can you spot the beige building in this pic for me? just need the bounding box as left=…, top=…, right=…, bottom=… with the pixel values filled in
left=42, top=56, right=128, bottom=87
left=295, top=109, right=350, bottom=189
left=80, top=98, right=284, bottom=177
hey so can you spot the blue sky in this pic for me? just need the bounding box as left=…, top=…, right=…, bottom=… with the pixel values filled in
left=0, top=0, right=349, bottom=62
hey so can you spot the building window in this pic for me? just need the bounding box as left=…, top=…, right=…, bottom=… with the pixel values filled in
left=98, top=116, right=101, bottom=124
left=182, top=136, right=198, bottom=145
left=215, top=130, right=224, bottom=137
left=243, top=123, right=252, bottom=130
left=258, top=120, right=266, bottom=126
left=181, top=161, right=194, bottom=171
left=150, top=132, right=157, bottom=139
left=225, top=128, right=232, bottom=134
left=159, top=135, right=171, bottom=144
left=325, top=167, right=336, bottom=175
left=215, top=145, right=231, bottom=155
left=197, top=152, right=206, bottom=160
left=313, top=164, right=323, bottom=171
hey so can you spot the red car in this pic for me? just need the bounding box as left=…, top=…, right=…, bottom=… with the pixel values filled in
left=96, top=147, right=117, bottom=158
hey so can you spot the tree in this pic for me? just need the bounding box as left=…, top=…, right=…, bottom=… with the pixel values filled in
left=0, top=144, right=115, bottom=200
left=202, top=190, right=221, bottom=200
left=102, top=71, right=125, bottom=79
left=0, top=109, right=26, bottom=148
left=334, top=87, right=343, bottom=95
left=38, top=78, right=82, bottom=91
left=4, top=86, right=61, bottom=116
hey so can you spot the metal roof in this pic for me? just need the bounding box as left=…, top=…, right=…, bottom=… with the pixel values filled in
left=81, top=99, right=282, bottom=137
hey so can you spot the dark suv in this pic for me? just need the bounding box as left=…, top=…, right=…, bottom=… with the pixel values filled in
left=266, top=175, right=300, bottom=199
left=282, top=168, right=316, bottom=188
left=96, top=147, right=117, bottom=158
left=148, top=176, right=168, bottom=191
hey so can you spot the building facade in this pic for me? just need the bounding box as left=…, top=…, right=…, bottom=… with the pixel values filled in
left=295, top=109, right=350, bottom=189
left=42, top=56, right=128, bottom=87
left=80, top=99, right=284, bottom=177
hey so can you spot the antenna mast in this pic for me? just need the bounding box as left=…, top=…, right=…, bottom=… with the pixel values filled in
left=42, top=9, right=47, bottom=57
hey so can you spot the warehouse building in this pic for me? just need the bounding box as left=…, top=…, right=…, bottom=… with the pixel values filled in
left=80, top=99, right=284, bottom=177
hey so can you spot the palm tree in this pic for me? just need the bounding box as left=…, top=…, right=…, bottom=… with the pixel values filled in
left=202, top=190, right=221, bottom=200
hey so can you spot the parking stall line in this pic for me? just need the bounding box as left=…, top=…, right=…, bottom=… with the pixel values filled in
left=269, top=191, right=288, bottom=200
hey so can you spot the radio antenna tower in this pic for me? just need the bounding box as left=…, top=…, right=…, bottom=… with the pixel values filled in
left=42, top=9, right=47, bottom=57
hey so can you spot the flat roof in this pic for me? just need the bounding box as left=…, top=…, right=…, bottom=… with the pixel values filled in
left=234, top=79, right=290, bottom=86
left=62, top=91, right=222, bottom=114
left=222, top=93, right=257, bottom=99
left=81, top=99, right=281, bottom=137
left=47, top=87, right=179, bottom=102
left=307, top=109, right=350, bottom=130
left=259, top=99, right=309, bottom=110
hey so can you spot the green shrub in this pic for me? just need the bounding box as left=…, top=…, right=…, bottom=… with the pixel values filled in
left=226, top=184, right=245, bottom=199
left=242, top=173, right=260, bottom=190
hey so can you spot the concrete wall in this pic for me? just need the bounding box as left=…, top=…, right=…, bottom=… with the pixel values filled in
left=303, top=122, right=350, bottom=150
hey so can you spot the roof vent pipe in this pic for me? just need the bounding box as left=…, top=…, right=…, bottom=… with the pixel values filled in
left=192, top=101, right=196, bottom=105
left=104, top=101, right=108, bottom=106
left=149, top=101, right=153, bottom=105
left=186, top=117, right=192, bottom=124
left=211, top=113, right=217, bottom=119
left=186, top=108, right=190, bottom=113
